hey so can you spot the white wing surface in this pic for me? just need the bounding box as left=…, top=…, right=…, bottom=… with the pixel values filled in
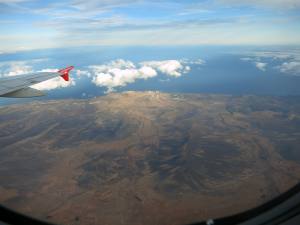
left=0, top=66, right=74, bottom=98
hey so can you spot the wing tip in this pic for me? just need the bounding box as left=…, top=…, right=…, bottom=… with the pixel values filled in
left=58, top=66, right=74, bottom=81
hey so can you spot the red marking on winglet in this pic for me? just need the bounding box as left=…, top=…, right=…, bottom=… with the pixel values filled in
left=58, top=66, right=74, bottom=81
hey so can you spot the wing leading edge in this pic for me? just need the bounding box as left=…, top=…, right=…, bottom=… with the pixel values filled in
left=0, top=66, right=74, bottom=98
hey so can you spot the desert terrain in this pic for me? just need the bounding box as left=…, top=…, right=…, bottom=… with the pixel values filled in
left=0, top=91, right=300, bottom=225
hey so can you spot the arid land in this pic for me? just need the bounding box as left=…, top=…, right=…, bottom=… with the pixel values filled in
left=0, top=91, right=300, bottom=225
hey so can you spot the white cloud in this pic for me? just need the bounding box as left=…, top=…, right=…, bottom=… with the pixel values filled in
left=0, top=58, right=49, bottom=77
left=186, top=59, right=206, bottom=65
left=76, top=69, right=91, bottom=78
left=90, top=61, right=157, bottom=92
left=89, top=59, right=136, bottom=73
left=37, top=68, right=57, bottom=73
left=0, top=61, right=33, bottom=77
left=71, top=0, right=140, bottom=11
left=184, top=65, right=191, bottom=73
left=240, top=49, right=300, bottom=76
left=218, top=0, right=300, bottom=9
left=141, top=60, right=185, bottom=77
left=6, top=65, right=33, bottom=76
left=89, top=58, right=203, bottom=92
left=110, top=59, right=136, bottom=69
left=241, top=57, right=252, bottom=61
left=240, top=51, right=300, bottom=73
left=138, top=66, right=157, bottom=78
left=0, top=0, right=30, bottom=3
left=255, top=62, right=267, bottom=71
left=159, top=78, right=171, bottom=82
left=278, top=61, right=300, bottom=75
left=246, top=50, right=300, bottom=60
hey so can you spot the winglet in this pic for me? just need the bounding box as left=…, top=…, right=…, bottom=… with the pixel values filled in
left=58, top=66, right=74, bottom=81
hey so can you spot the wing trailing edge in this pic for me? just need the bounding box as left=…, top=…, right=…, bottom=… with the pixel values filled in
left=0, top=65, right=74, bottom=98
left=1, top=87, right=45, bottom=98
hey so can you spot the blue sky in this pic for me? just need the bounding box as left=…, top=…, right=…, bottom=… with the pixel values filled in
left=0, top=0, right=300, bottom=52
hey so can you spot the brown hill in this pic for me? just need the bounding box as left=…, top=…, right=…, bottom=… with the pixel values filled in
left=0, top=91, right=300, bottom=225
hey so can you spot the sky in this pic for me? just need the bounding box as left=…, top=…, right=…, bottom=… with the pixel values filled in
left=0, top=0, right=300, bottom=52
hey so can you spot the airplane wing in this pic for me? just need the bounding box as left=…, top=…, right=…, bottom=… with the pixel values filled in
left=0, top=66, right=74, bottom=98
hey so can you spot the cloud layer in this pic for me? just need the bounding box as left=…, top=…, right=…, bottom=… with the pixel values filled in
left=218, top=0, right=300, bottom=9
left=87, top=59, right=196, bottom=92
left=278, top=61, right=300, bottom=75
left=241, top=49, right=300, bottom=76
left=0, top=61, right=34, bottom=76
left=1, top=0, right=300, bottom=52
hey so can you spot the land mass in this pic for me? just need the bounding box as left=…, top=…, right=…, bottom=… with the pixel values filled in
left=0, top=91, right=300, bottom=225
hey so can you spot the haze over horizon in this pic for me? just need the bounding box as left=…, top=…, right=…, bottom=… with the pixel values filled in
left=0, top=0, right=300, bottom=53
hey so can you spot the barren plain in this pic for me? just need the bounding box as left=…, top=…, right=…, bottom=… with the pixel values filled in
left=0, top=91, right=300, bottom=225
